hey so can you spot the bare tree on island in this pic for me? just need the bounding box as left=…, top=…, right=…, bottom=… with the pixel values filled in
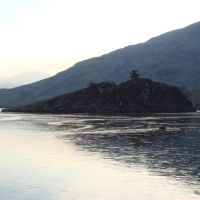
left=129, top=70, right=140, bottom=79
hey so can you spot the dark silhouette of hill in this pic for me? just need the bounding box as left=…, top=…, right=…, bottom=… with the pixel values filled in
left=1, top=21, right=200, bottom=107
left=4, top=77, right=195, bottom=113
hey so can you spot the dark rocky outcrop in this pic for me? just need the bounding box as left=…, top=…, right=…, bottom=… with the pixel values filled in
left=4, top=78, right=195, bottom=114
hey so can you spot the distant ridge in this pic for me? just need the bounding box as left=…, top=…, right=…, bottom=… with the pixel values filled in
left=0, top=21, right=200, bottom=107
left=0, top=71, right=50, bottom=89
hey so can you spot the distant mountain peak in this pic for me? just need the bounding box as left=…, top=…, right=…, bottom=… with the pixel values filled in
left=0, top=70, right=50, bottom=89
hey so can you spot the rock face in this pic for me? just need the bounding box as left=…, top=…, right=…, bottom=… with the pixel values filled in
left=4, top=78, right=195, bottom=113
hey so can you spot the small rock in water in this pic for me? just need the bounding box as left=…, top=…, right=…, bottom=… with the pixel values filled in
left=159, top=126, right=166, bottom=131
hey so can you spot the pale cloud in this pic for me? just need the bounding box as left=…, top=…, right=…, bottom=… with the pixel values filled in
left=0, top=0, right=200, bottom=78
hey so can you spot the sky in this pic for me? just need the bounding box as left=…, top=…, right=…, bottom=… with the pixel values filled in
left=0, top=0, right=200, bottom=79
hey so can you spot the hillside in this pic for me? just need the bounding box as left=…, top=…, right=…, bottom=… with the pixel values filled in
left=4, top=77, right=195, bottom=113
left=1, top=21, right=200, bottom=107
left=187, top=90, right=200, bottom=109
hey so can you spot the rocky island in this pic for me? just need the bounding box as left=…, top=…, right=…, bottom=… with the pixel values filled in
left=3, top=74, right=195, bottom=114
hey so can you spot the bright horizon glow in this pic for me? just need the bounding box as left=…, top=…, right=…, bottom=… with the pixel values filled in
left=0, top=0, right=200, bottom=79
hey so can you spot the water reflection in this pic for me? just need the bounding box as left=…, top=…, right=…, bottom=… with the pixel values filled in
left=0, top=112, right=200, bottom=199
left=56, top=113, right=200, bottom=194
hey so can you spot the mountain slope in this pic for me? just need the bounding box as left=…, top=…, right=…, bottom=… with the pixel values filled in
left=1, top=21, right=200, bottom=107
left=0, top=71, right=50, bottom=89
left=4, top=78, right=195, bottom=113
